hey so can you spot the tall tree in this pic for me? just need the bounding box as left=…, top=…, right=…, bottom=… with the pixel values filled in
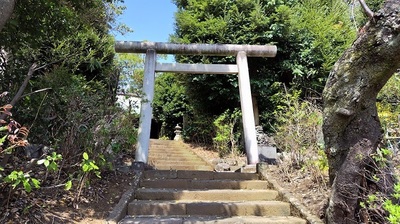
left=171, top=0, right=355, bottom=134
left=0, top=0, right=119, bottom=145
left=323, top=0, right=400, bottom=222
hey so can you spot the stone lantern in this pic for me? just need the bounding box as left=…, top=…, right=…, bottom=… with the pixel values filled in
left=174, top=124, right=182, bottom=141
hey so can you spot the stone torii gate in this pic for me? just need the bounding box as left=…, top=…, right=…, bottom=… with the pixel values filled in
left=115, top=41, right=277, bottom=165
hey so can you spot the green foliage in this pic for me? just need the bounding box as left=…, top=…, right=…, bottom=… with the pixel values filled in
left=37, top=152, right=63, bottom=172
left=183, top=114, right=215, bottom=145
left=19, top=69, right=109, bottom=152
left=284, top=0, right=356, bottom=90
left=384, top=198, right=400, bottom=224
left=359, top=180, right=399, bottom=223
left=371, top=148, right=392, bottom=168
left=0, top=0, right=136, bottom=218
left=272, top=86, right=327, bottom=185
left=357, top=148, right=399, bottom=223
left=273, top=87, right=323, bottom=167
left=171, top=0, right=356, bottom=139
left=212, top=109, right=242, bottom=156
left=81, top=152, right=101, bottom=179
left=153, top=73, right=188, bottom=139
left=93, top=112, right=139, bottom=156
left=0, top=0, right=120, bottom=151
left=116, top=53, right=145, bottom=95
left=377, top=74, right=400, bottom=130
left=64, top=180, right=73, bottom=191
left=4, top=171, right=40, bottom=193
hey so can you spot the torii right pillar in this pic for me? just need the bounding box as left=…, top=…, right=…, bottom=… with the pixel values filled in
left=237, top=51, right=259, bottom=164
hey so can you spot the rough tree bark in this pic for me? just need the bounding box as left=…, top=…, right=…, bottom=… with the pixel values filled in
left=323, top=0, right=400, bottom=223
left=0, top=0, right=15, bottom=32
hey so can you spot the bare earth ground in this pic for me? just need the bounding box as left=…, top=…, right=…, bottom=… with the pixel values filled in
left=0, top=143, right=328, bottom=223
left=0, top=170, right=136, bottom=224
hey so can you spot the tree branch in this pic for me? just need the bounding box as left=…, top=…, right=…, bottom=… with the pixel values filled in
left=116, top=92, right=140, bottom=97
left=21, top=88, right=52, bottom=98
left=0, top=63, right=36, bottom=115
left=359, top=0, right=374, bottom=19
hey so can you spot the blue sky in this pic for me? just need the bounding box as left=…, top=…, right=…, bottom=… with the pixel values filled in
left=114, top=0, right=177, bottom=42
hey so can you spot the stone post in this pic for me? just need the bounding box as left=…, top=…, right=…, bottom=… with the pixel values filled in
left=135, top=49, right=156, bottom=163
left=237, top=51, right=259, bottom=164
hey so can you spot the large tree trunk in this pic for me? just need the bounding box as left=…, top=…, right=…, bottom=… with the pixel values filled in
left=323, top=0, right=400, bottom=223
left=0, top=0, right=15, bottom=32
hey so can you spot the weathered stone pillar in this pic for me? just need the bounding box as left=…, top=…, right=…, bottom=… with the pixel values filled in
left=237, top=51, right=259, bottom=164
left=135, top=49, right=156, bottom=163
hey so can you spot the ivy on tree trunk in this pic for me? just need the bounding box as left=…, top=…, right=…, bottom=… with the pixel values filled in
left=323, top=0, right=400, bottom=223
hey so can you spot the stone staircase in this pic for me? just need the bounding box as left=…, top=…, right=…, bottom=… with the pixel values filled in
left=117, top=139, right=308, bottom=224
left=147, top=139, right=213, bottom=171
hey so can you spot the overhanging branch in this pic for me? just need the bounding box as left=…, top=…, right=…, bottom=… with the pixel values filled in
left=359, top=0, right=374, bottom=19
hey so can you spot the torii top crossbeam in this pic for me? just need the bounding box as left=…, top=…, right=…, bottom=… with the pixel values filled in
left=115, top=41, right=277, bottom=57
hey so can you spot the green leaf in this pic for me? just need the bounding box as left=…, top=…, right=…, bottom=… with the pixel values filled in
left=44, top=160, right=50, bottom=167
left=82, top=163, right=89, bottom=172
left=31, top=178, right=40, bottom=189
left=23, top=181, right=32, bottom=192
left=12, top=179, right=21, bottom=188
left=65, top=180, right=72, bottom=190
left=37, top=159, right=46, bottom=165
left=83, top=152, right=89, bottom=160
left=0, top=135, right=7, bottom=145
left=48, top=162, right=58, bottom=171
left=89, top=161, right=99, bottom=170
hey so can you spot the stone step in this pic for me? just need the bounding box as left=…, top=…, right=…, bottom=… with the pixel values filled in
left=149, top=153, right=198, bottom=158
left=150, top=142, right=183, bottom=148
left=143, top=170, right=258, bottom=180
left=149, top=161, right=208, bottom=166
left=127, top=201, right=291, bottom=217
left=140, top=179, right=270, bottom=189
left=135, top=188, right=279, bottom=201
left=119, top=215, right=307, bottom=224
left=151, top=165, right=213, bottom=171
left=150, top=144, right=185, bottom=148
left=148, top=155, right=205, bottom=161
left=150, top=164, right=211, bottom=170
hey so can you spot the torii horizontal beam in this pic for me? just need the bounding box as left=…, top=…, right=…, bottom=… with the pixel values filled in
left=155, top=63, right=239, bottom=74
left=115, top=41, right=277, bottom=57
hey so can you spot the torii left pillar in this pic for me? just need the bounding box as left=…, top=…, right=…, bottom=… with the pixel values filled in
left=135, top=49, right=156, bottom=163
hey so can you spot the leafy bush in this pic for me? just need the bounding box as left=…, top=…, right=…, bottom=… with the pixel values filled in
left=358, top=148, right=399, bottom=223
left=0, top=67, right=139, bottom=206
left=183, top=114, right=215, bottom=145
left=377, top=74, right=400, bottom=152
left=212, top=108, right=242, bottom=156
left=378, top=74, right=400, bottom=128
left=272, top=87, right=327, bottom=184
left=93, top=112, right=139, bottom=157
left=384, top=185, right=400, bottom=224
left=273, top=88, right=324, bottom=166
left=4, top=171, right=40, bottom=193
